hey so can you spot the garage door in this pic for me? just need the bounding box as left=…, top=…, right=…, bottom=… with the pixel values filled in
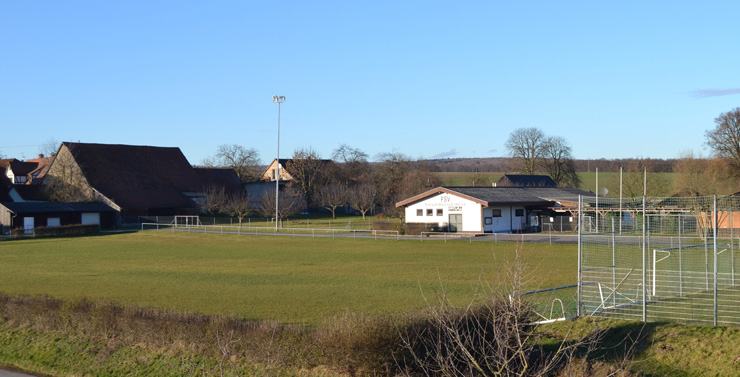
left=81, top=213, right=100, bottom=225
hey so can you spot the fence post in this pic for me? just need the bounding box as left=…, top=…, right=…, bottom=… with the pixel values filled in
left=714, top=194, right=718, bottom=326
left=642, top=195, right=646, bottom=323
left=612, top=218, right=616, bottom=308
left=679, top=215, right=683, bottom=297
left=577, top=195, right=582, bottom=317
left=732, top=209, right=735, bottom=287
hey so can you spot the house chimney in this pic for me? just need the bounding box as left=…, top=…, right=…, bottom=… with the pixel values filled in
left=38, top=154, right=44, bottom=159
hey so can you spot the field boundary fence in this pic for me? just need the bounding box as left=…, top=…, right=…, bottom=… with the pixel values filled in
left=141, top=222, right=400, bottom=240
left=577, top=194, right=740, bottom=326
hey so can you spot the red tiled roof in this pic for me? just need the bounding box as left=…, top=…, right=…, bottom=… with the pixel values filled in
left=62, top=142, right=204, bottom=210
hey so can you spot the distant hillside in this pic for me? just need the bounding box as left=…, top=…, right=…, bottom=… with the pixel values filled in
left=424, top=157, right=678, bottom=173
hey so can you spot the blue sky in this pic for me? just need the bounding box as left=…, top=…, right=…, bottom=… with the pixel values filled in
left=2, top=1, right=739, bottom=165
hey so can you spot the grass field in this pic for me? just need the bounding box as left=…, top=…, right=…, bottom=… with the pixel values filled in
left=0, top=232, right=576, bottom=324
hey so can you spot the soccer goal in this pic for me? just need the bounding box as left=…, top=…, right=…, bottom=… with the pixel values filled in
left=172, top=216, right=202, bottom=228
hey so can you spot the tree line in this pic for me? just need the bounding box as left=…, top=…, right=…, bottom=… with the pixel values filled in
left=199, top=144, right=441, bottom=224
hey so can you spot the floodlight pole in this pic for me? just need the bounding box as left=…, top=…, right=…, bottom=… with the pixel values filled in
left=273, top=95, right=285, bottom=232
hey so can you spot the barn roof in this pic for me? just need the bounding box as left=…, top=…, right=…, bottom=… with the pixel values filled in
left=0, top=201, right=116, bottom=214
left=60, top=142, right=203, bottom=210
left=194, top=167, right=243, bottom=192
left=496, top=174, right=557, bottom=188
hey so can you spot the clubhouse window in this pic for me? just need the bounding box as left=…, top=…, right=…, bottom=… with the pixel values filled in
left=515, top=209, right=524, bottom=217
left=436, top=209, right=443, bottom=216
left=492, top=209, right=502, bottom=217
left=484, top=217, right=492, bottom=225
left=426, top=209, right=433, bottom=216
left=416, top=209, right=423, bottom=216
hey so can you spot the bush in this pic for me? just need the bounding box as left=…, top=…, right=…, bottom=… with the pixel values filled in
left=10, top=224, right=100, bottom=238
left=372, top=220, right=403, bottom=234
left=403, top=222, right=444, bottom=235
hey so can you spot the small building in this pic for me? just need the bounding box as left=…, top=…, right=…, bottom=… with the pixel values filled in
left=396, top=186, right=594, bottom=233
left=0, top=201, right=117, bottom=234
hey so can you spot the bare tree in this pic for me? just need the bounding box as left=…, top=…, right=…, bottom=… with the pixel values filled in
left=469, top=173, right=492, bottom=187
left=673, top=151, right=738, bottom=196
left=506, top=127, right=546, bottom=174
left=331, top=144, right=371, bottom=185
left=541, top=136, right=580, bottom=187
left=202, top=144, right=261, bottom=183
left=705, top=107, right=740, bottom=177
left=349, top=184, right=376, bottom=220
left=223, top=191, right=252, bottom=225
left=372, top=152, right=412, bottom=211
left=257, top=188, right=305, bottom=228
left=286, top=148, right=330, bottom=209
left=622, top=158, right=669, bottom=197
left=39, top=138, right=60, bottom=158
left=200, top=185, right=228, bottom=215
left=43, top=145, right=95, bottom=202
left=316, top=184, right=349, bottom=219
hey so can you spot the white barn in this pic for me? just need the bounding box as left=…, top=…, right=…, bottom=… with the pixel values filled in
left=396, top=186, right=593, bottom=233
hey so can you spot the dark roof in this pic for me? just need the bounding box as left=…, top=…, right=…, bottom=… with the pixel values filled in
left=8, top=160, right=39, bottom=176
left=0, top=187, right=10, bottom=202
left=61, top=142, right=203, bottom=210
left=496, top=174, right=557, bottom=188
left=396, top=186, right=595, bottom=208
left=0, top=201, right=116, bottom=214
left=10, top=185, right=49, bottom=201
left=194, top=167, right=243, bottom=192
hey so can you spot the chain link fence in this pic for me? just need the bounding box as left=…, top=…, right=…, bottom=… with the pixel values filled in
left=579, top=195, right=740, bottom=326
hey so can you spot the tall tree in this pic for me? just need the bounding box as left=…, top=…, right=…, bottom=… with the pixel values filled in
left=673, top=151, right=738, bottom=196
left=505, top=127, right=546, bottom=174
left=286, top=148, right=330, bottom=209
left=315, top=183, right=349, bottom=219
left=705, top=107, right=740, bottom=176
left=39, top=138, right=60, bottom=158
left=257, top=188, right=304, bottom=228
left=223, top=191, right=252, bottom=225
left=202, top=144, right=261, bottom=183
left=622, top=158, right=669, bottom=197
left=541, top=136, right=580, bottom=187
left=331, top=144, right=370, bottom=185
left=349, top=183, right=376, bottom=220
left=43, top=145, right=94, bottom=202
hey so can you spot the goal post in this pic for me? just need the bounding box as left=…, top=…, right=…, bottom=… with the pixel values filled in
left=172, top=216, right=202, bottom=227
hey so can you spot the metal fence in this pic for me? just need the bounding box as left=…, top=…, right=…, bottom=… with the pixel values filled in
left=578, top=195, right=740, bottom=326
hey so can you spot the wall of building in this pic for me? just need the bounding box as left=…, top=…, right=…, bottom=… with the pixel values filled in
left=482, top=206, right=527, bottom=233
left=403, top=192, right=484, bottom=232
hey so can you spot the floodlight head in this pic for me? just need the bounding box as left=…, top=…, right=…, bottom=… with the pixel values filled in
left=279, top=96, right=285, bottom=101
left=272, top=95, right=278, bottom=102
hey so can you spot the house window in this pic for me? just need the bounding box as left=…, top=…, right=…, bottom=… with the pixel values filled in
left=515, top=209, right=524, bottom=217
left=484, top=217, right=492, bottom=225
left=436, top=209, right=443, bottom=216
left=492, top=209, right=502, bottom=217
left=426, top=209, right=433, bottom=216
left=416, top=209, right=423, bottom=216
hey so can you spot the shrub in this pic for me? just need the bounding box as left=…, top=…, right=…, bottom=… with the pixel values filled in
left=403, top=222, right=443, bottom=235
left=371, top=220, right=403, bottom=234
left=10, top=224, right=100, bottom=238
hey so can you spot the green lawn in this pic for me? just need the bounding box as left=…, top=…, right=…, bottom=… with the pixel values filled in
left=0, top=232, right=576, bottom=324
